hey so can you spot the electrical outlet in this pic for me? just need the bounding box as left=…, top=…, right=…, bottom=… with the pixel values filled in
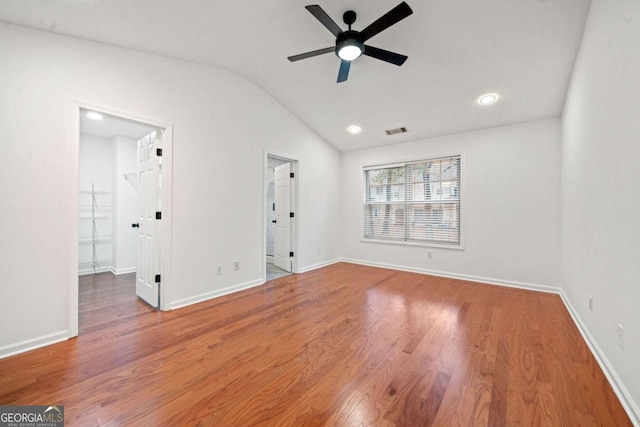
left=233, top=261, right=240, bottom=271
left=216, top=265, right=222, bottom=275
left=617, top=324, right=624, bottom=350
left=427, top=251, right=432, bottom=259
left=588, top=296, right=593, bottom=311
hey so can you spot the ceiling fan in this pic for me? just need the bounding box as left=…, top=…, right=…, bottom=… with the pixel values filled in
left=288, top=2, right=413, bottom=83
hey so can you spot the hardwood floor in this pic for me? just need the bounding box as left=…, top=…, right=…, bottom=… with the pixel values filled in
left=0, top=264, right=632, bottom=426
left=78, top=272, right=155, bottom=335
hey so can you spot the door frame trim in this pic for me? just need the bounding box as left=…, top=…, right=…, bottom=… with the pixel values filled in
left=263, top=151, right=299, bottom=281
left=69, top=99, right=174, bottom=338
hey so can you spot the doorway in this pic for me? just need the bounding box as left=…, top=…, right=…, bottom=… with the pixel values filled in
left=70, top=103, right=173, bottom=337
left=265, top=154, right=298, bottom=281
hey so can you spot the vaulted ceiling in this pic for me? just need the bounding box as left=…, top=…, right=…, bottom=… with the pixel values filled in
left=0, top=0, right=591, bottom=151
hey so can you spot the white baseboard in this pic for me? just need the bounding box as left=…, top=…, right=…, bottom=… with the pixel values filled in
left=560, top=292, right=640, bottom=426
left=79, top=266, right=135, bottom=276
left=78, top=266, right=112, bottom=276
left=112, top=267, right=136, bottom=275
left=170, top=279, right=265, bottom=310
left=0, top=330, right=69, bottom=360
left=266, top=255, right=274, bottom=264
left=298, top=258, right=342, bottom=274
left=341, top=258, right=559, bottom=294
left=172, top=258, right=341, bottom=310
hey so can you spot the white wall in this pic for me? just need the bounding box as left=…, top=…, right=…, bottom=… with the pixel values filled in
left=342, top=118, right=561, bottom=290
left=79, top=134, right=113, bottom=194
left=112, top=136, right=138, bottom=274
left=0, top=24, right=341, bottom=355
left=561, top=0, right=640, bottom=420
left=79, top=133, right=113, bottom=274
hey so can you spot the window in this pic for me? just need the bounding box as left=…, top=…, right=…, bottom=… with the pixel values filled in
left=364, top=156, right=461, bottom=245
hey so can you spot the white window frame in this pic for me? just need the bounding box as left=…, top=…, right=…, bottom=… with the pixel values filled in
left=362, top=155, right=463, bottom=249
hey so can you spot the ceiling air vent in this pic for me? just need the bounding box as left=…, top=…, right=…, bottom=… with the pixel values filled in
left=385, top=127, right=408, bottom=136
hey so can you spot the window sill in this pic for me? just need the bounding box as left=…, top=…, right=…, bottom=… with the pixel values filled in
left=360, top=238, right=465, bottom=251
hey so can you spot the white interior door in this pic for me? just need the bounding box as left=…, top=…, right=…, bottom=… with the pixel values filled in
left=136, top=131, right=161, bottom=308
left=274, top=163, right=291, bottom=272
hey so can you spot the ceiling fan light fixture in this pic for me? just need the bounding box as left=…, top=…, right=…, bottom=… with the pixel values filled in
left=336, top=38, right=364, bottom=61
left=477, top=93, right=499, bottom=105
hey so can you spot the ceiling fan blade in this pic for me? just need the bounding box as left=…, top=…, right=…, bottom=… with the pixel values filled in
left=337, top=60, right=351, bottom=83
left=288, top=47, right=334, bottom=62
left=363, top=45, right=408, bottom=66
left=305, top=5, right=343, bottom=37
left=360, top=2, right=413, bottom=42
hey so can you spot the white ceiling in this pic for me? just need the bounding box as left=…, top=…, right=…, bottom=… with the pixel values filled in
left=80, top=108, right=157, bottom=140
left=0, top=0, right=591, bottom=152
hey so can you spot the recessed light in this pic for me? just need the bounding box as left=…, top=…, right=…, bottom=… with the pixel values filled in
left=477, top=93, right=499, bottom=105
left=347, top=125, right=362, bottom=134
left=86, top=111, right=103, bottom=120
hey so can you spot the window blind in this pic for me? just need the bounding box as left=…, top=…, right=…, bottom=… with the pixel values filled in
left=364, top=156, right=461, bottom=245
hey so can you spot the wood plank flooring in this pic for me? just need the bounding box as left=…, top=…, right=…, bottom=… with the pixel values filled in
left=0, top=263, right=632, bottom=426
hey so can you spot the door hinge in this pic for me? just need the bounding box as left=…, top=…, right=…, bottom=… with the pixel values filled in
left=155, top=274, right=161, bottom=283
left=290, top=212, right=294, bottom=218
left=289, top=251, right=294, bottom=257
left=156, top=148, right=163, bottom=157
left=290, top=172, right=294, bottom=178
left=156, top=211, right=162, bottom=220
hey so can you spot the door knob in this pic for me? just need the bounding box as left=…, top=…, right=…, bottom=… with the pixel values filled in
left=272, top=220, right=277, bottom=223
left=131, top=223, right=140, bottom=228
